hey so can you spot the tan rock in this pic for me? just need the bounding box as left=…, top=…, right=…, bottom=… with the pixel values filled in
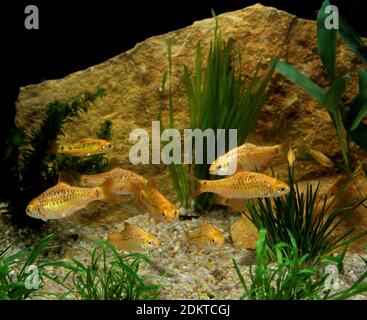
left=15, top=4, right=367, bottom=231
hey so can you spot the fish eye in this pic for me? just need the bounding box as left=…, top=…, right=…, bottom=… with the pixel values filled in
left=217, top=165, right=222, bottom=169
left=148, top=240, right=153, bottom=245
left=212, top=239, right=215, bottom=243
left=108, top=144, right=112, bottom=148
left=279, top=187, right=286, bottom=192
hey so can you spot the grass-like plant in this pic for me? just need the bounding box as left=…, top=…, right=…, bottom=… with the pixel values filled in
left=233, top=229, right=367, bottom=300
left=159, top=17, right=276, bottom=210
left=46, top=240, right=161, bottom=300
left=245, top=166, right=366, bottom=263
left=0, top=235, right=53, bottom=300
left=276, top=0, right=367, bottom=172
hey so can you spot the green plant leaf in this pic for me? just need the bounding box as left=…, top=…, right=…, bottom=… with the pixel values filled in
left=351, top=122, right=367, bottom=150
left=322, top=77, right=346, bottom=114
left=276, top=60, right=325, bottom=102
left=348, top=69, right=367, bottom=131
left=339, top=15, right=367, bottom=65
left=350, top=102, right=367, bottom=131
left=317, top=0, right=337, bottom=82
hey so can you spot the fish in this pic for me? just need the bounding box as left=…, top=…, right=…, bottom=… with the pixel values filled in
left=287, top=146, right=296, bottom=167
left=211, top=194, right=247, bottom=212
left=307, top=148, right=333, bottom=168
left=192, top=171, right=290, bottom=199
left=230, top=214, right=258, bottom=249
left=133, top=179, right=180, bottom=223
left=107, top=222, right=160, bottom=252
left=26, top=178, right=118, bottom=221
left=186, top=220, right=225, bottom=249
left=50, top=138, right=113, bottom=157
left=209, top=140, right=289, bottom=176
left=59, top=168, right=147, bottom=195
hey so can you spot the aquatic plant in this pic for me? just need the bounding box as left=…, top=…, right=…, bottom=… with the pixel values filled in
left=159, top=16, right=276, bottom=210
left=276, top=0, right=367, bottom=172
left=233, top=229, right=367, bottom=300
left=46, top=240, right=161, bottom=300
left=246, top=167, right=366, bottom=263
left=0, top=235, right=53, bottom=300
left=0, top=88, right=107, bottom=225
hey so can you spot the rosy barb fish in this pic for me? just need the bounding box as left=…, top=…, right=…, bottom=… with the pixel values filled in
left=209, top=140, right=289, bottom=175
left=192, top=171, right=290, bottom=199
left=26, top=179, right=117, bottom=221
left=60, top=168, right=147, bottom=195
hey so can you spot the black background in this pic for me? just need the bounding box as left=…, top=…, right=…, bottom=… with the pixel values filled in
left=0, top=0, right=365, bottom=136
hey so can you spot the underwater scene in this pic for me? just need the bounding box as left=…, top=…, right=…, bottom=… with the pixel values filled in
left=2, top=0, right=367, bottom=303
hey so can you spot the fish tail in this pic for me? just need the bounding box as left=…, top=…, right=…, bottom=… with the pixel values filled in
left=99, top=178, right=119, bottom=203
left=191, top=181, right=204, bottom=198
left=189, top=174, right=204, bottom=198
left=58, top=171, right=81, bottom=185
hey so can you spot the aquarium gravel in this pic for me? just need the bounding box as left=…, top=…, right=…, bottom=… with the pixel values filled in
left=0, top=207, right=366, bottom=300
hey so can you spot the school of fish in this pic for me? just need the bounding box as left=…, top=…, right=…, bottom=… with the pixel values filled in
left=26, top=137, right=334, bottom=251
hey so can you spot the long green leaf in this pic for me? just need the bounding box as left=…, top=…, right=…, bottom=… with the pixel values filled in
left=317, top=0, right=337, bottom=81
left=276, top=60, right=325, bottom=102
left=339, top=15, right=367, bottom=65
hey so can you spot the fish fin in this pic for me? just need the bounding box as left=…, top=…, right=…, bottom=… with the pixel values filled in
left=100, top=178, right=119, bottom=203
left=145, top=178, right=157, bottom=191
left=278, top=139, right=291, bottom=156
left=129, top=183, right=144, bottom=206
left=58, top=171, right=81, bottom=185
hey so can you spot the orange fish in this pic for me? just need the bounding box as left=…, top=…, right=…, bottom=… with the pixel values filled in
left=186, top=220, right=225, bottom=249
left=192, top=171, right=290, bottom=199
left=230, top=214, right=258, bottom=249
left=107, top=223, right=160, bottom=252
left=51, top=138, right=113, bottom=157
left=209, top=140, right=289, bottom=175
left=26, top=178, right=117, bottom=221
left=133, top=179, right=179, bottom=223
left=60, top=168, right=147, bottom=195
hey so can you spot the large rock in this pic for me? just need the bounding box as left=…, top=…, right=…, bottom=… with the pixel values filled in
left=15, top=4, right=367, bottom=233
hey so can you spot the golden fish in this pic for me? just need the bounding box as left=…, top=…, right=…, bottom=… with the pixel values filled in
left=211, top=194, right=247, bottom=212
left=307, top=148, right=333, bottom=168
left=192, top=171, right=290, bottom=199
left=133, top=179, right=179, bottom=223
left=186, top=220, right=225, bottom=249
left=107, top=223, right=159, bottom=252
left=26, top=178, right=117, bottom=221
left=52, top=138, right=113, bottom=157
left=59, top=168, right=147, bottom=195
left=230, top=214, right=258, bottom=249
left=209, top=140, right=289, bottom=176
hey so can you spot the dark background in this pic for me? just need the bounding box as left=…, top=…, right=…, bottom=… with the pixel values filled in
left=0, top=0, right=365, bottom=140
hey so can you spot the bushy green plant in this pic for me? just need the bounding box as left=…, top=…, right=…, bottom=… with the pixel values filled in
left=276, top=0, right=367, bottom=172
left=0, top=235, right=53, bottom=300
left=159, top=17, right=276, bottom=210
left=233, top=229, right=367, bottom=300
left=46, top=240, right=161, bottom=300
left=246, top=166, right=366, bottom=263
